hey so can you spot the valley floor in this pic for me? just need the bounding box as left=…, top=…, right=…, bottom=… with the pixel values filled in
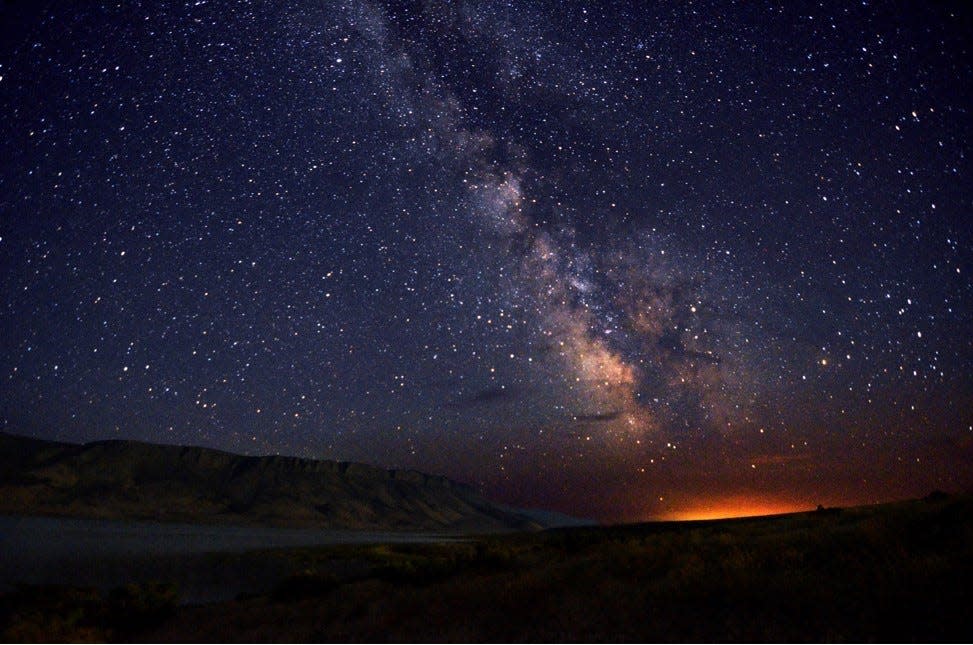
left=2, top=495, right=971, bottom=642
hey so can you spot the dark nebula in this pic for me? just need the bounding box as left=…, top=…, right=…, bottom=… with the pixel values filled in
left=2, top=1, right=971, bottom=521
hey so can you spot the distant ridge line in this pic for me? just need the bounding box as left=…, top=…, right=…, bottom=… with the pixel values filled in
left=0, top=431, right=541, bottom=532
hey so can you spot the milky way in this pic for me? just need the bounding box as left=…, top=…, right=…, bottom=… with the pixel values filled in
left=2, top=1, right=971, bottom=520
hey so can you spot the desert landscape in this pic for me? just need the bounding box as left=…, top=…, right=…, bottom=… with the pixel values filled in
left=1, top=434, right=970, bottom=641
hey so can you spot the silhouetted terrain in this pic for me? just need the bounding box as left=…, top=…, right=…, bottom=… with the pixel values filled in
left=0, top=433, right=537, bottom=531
left=2, top=494, right=970, bottom=642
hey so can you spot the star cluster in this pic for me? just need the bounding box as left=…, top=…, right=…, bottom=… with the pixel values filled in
left=1, top=1, right=971, bottom=521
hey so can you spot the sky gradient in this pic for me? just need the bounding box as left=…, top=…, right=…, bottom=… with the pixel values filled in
left=2, top=0, right=971, bottom=521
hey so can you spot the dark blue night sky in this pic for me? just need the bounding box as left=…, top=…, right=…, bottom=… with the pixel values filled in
left=2, top=0, right=971, bottom=520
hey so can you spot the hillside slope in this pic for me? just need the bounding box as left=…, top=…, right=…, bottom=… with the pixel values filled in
left=0, top=433, right=538, bottom=531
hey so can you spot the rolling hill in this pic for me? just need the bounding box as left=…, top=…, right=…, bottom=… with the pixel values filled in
left=0, top=432, right=539, bottom=531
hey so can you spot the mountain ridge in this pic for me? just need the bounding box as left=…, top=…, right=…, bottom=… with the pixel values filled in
left=0, top=432, right=540, bottom=532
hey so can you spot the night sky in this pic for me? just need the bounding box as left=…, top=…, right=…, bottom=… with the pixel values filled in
left=2, top=1, right=971, bottom=522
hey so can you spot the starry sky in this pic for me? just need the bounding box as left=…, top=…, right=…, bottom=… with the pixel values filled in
left=2, top=0, right=971, bottom=522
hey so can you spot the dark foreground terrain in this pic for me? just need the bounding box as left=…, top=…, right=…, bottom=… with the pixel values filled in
left=2, top=494, right=971, bottom=642
left=0, top=515, right=468, bottom=604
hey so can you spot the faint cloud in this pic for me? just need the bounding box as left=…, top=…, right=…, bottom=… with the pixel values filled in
left=449, top=386, right=516, bottom=409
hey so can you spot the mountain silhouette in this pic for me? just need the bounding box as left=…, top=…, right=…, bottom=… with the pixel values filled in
left=0, top=432, right=539, bottom=531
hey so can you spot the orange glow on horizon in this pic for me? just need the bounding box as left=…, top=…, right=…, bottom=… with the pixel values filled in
left=653, top=497, right=811, bottom=521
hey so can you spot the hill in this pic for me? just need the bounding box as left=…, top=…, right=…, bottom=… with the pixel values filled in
left=0, top=432, right=538, bottom=531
